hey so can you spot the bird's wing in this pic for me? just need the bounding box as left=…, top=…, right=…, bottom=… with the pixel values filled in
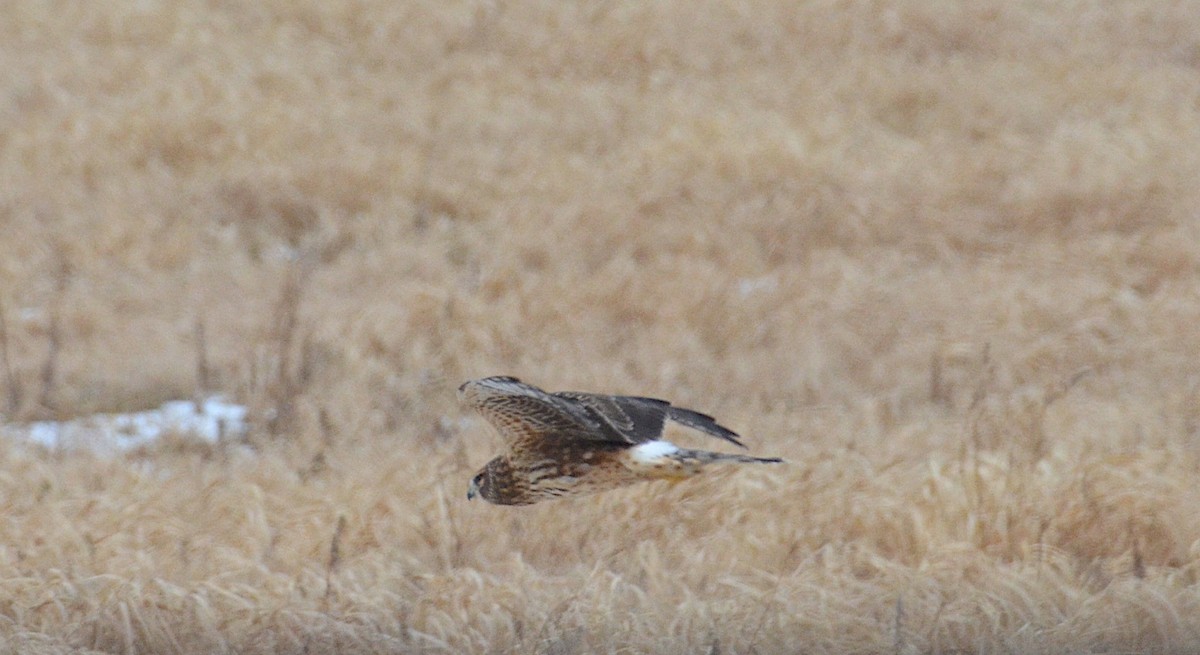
left=553, top=391, right=746, bottom=448
left=462, top=377, right=619, bottom=449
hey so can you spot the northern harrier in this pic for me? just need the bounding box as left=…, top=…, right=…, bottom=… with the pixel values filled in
left=459, top=376, right=782, bottom=505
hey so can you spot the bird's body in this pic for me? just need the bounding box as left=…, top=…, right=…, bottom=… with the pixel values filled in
left=458, top=376, right=782, bottom=505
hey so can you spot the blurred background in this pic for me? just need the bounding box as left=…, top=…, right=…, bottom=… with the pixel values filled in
left=2, top=1, right=1199, bottom=652
left=3, top=1, right=1200, bottom=433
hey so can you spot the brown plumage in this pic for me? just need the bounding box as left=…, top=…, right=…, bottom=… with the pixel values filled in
left=459, top=376, right=782, bottom=506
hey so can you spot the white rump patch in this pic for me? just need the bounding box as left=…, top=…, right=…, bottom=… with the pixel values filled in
left=630, top=440, right=680, bottom=465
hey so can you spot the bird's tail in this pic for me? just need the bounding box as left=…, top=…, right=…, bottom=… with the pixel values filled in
left=686, top=450, right=783, bottom=465
left=665, top=448, right=782, bottom=477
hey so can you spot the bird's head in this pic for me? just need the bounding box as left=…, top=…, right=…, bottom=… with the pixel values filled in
left=466, top=470, right=486, bottom=501
left=467, top=459, right=504, bottom=502
left=466, top=457, right=526, bottom=505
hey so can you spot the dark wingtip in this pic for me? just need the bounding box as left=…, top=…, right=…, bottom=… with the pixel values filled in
left=667, top=406, right=747, bottom=448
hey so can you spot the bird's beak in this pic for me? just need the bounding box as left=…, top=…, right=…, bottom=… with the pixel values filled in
left=467, top=478, right=478, bottom=501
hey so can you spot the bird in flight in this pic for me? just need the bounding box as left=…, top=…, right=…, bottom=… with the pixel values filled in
left=459, top=376, right=782, bottom=505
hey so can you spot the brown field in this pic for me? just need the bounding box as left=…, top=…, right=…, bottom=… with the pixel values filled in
left=3, top=1, right=1200, bottom=653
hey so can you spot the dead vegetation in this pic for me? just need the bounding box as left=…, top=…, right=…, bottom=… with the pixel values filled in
left=1, top=1, right=1199, bottom=653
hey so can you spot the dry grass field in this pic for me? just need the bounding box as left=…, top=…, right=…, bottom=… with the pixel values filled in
left=2, top=1, right=1200, bottom=653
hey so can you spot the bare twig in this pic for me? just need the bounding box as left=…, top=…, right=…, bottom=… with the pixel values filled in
left=0, top=299, right=21, bottom=415
left=1130, top=516, right=1146, bottom=579
left=250, top=261, right=314, bottom=438
left=324, top=515, right=347, bottom=606
left=929, top=350, right=946, bottom=406
left=318, top=406, right=334, bottom=449
left=273, top=264, right=304, bottom=396
left=269, top=263, right=308, bottom=434
left=893, top=595, right=905, bottom=655
left=194, top=316, right=210, bottom=400
left=38, top=261, right=70, bottom=412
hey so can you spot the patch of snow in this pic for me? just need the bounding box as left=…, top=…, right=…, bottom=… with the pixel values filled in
left=2, top=398, right=249, bottom=455
left=17, top=306, right=46, bottom=323
left=735, top=275, right=777, bottom=297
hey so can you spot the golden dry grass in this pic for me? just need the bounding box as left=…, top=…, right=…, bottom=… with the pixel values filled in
left=2, top=1, right=1200, bottom=653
